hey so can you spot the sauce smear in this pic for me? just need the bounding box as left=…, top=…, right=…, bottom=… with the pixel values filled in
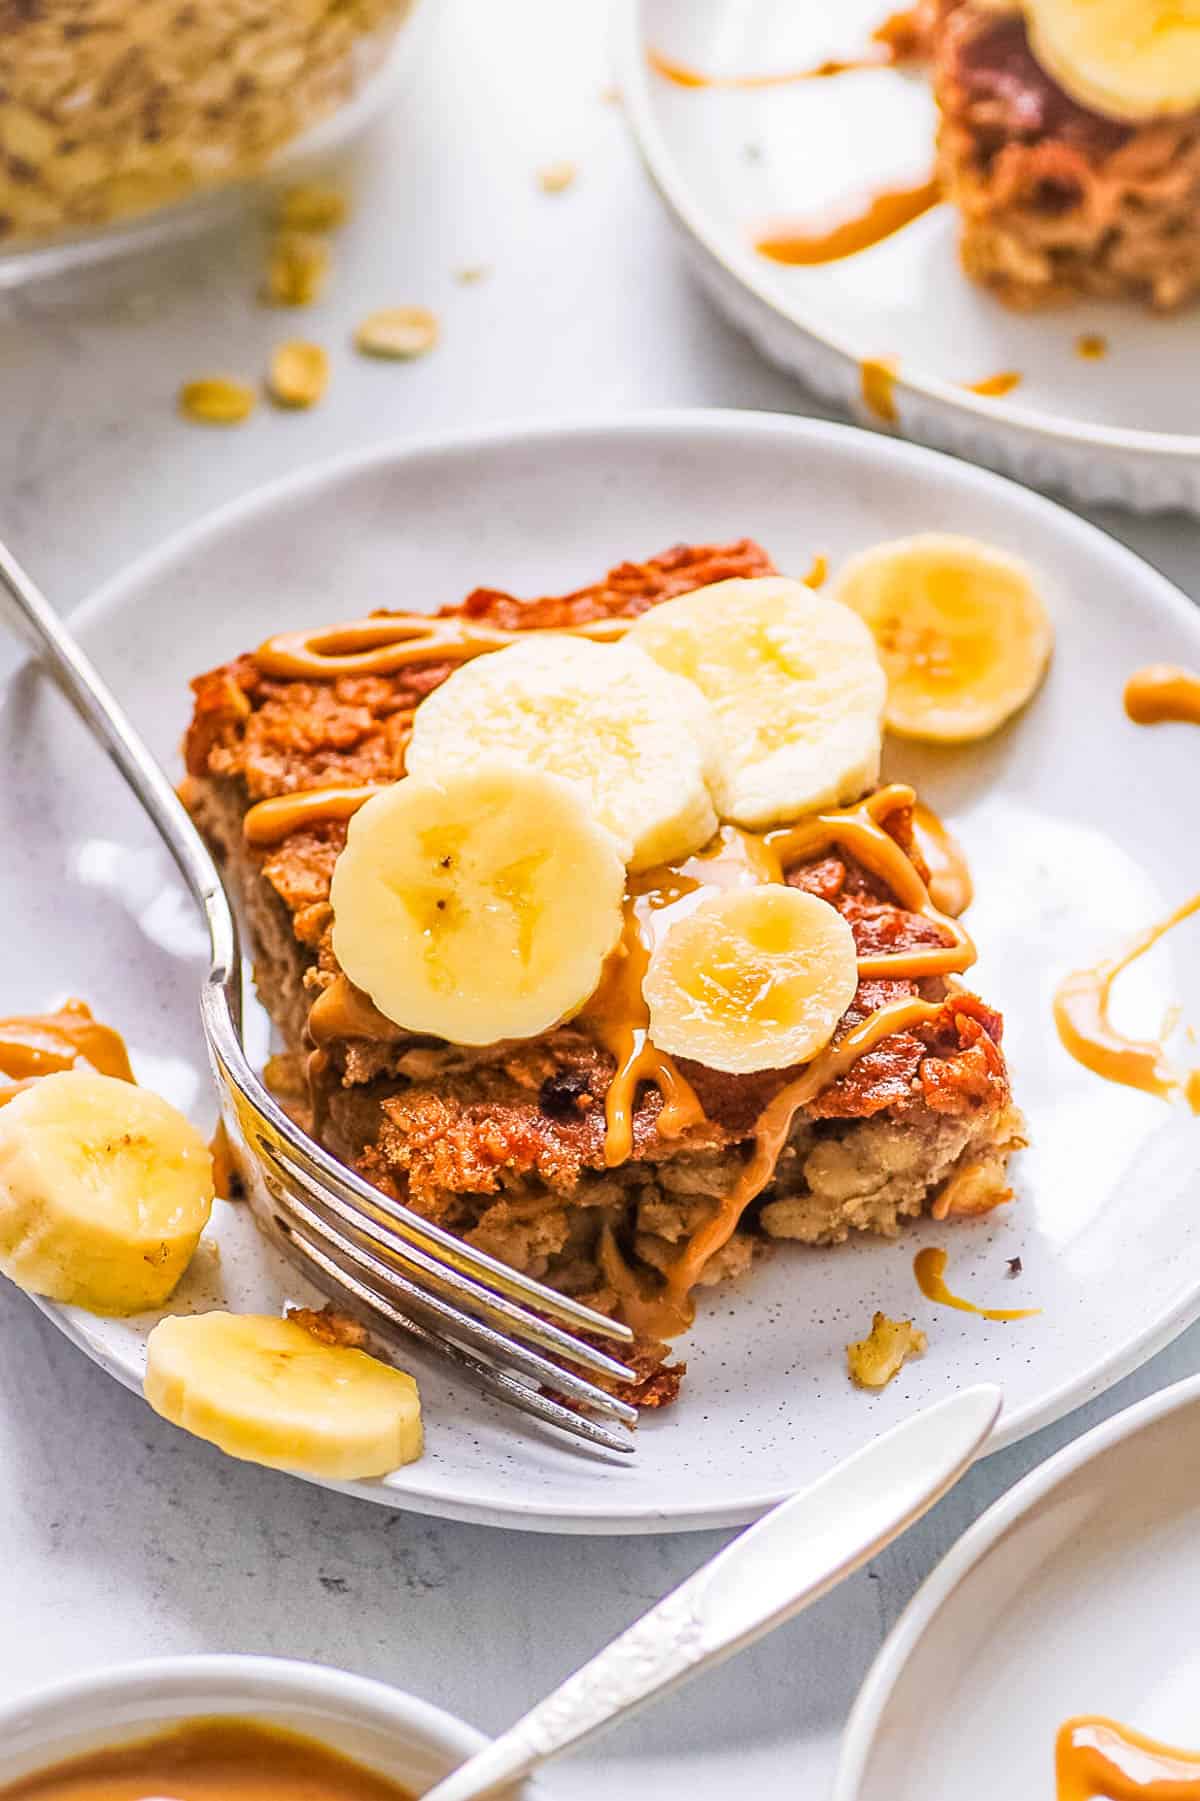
left=964, top=370, right=1022, bottom=398
left=757, top=179, right=940, bottom=266
left=0, top=1000, right=133, bottom=1108
left=1057, top=1715, right=1200, bottom=1800
left=1124, top=665, right=1200, bottom=728
left=861, top=356, right=900, bottom=423
left=647, top=9, right=928, bottom=90
left=0, top=1719, right=413, bottom=1801
left=1076, top=334, right=1108, bottom=361
left=1053, top=892, right=1200, bottom=1109
left=914, top=1246, right=1039, bottom=1321
left=912, top=801, right=973, bottom=917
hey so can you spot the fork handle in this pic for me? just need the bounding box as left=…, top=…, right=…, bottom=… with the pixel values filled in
left=0, top=538, right=238, bottom=985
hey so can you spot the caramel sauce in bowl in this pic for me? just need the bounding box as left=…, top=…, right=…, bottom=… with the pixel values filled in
left=0, top=1722, right=413, bottom=1801
left=0, top=1658, right=532, bottom=1801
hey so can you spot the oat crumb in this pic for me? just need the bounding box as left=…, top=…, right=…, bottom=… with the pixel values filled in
left=354, top=305, right=439, bottom=359
left=277, top=183, right=348, bottom=232
left=454, top=264, right=491, bottom=285
left=179, top=377, right=256, bottom=425
left=263, top=231, right=330, bottom=307
left=537, top=160, right=578, bottom=194
left=286, top=1305, right=369, bottom=1349
left=847, top=1312, right=927, bottom=1389
left=267, top=340, right=330, bottom=409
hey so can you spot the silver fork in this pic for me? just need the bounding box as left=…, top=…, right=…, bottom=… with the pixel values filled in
left=0, top=540, right=640, bottom=1455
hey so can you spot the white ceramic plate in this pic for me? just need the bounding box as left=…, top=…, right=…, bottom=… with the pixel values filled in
left=835, top=1370, right=1200, bottom=1798
left=617, top=0, right=1200, bottom=513
left=5, top=411, right=1200, bottom=1533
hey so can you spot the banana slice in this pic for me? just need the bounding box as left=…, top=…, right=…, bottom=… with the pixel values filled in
left=330, top=765, right=626, bottom=1044
left=1024, top=0, right=1200, bottom=122
left=404, top=636, right=720, bottom=871
left=833, top=533, right=1053, bottom=743
left=643, top=886, right=859, bottom=1075
left=144, top=1312, right=422, bottom=1479
left=0, top=1070, right=213, bottom=1315
left=627, top=577, right=886, bottom=830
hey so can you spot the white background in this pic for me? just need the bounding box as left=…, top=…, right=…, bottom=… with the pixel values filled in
left=1, top=3, right=1199, bottom=1794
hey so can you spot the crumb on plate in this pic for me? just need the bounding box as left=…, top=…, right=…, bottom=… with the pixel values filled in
left=847, top=1311, right=928, bottom=1389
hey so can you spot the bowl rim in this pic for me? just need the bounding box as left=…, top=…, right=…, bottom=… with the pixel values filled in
left=614, top=0, right=1200, bottom=463
left=0, top=1653, right=505, bottom=1783
left=832, top=1368, right=1200, bottom=1799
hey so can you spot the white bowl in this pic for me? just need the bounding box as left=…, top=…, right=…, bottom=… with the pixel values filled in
left=0, top=1655, right=537, bottom=1798
left=834, top=1371, right=1200, bottom=1798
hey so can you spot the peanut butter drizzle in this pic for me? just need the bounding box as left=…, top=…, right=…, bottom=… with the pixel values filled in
left=1053, top=892, right=1200, bottom=1109
left=964, top=370, right=1022, bottom=398
left=1057, top=1716, right=1200, bottom=1800
left=912, top=800, right=973, bottom=917
left=0, top=1000, right=133, bottom=1107
left=766, top=784, right=975, bottom=977
left=757, top=181, right=940, bottom=267
left=1124, top=664, right=1200, bottom=727
left=253, top=612, right=630, bottom=681
left=583, top=825, right=781, bottom=1168
left=647, top=11, right=928, bottom=89
left=861, top=356, right=900, bottom=424
left=244, top=782, right=389, bottom=847
left=913, top=1245, right=1038, bottom=1322
left=598, top=1223, right=676, bottom=1343
left=647, top=46, right=889, bottom=89
left=648, top=994, right=953, bottom=1337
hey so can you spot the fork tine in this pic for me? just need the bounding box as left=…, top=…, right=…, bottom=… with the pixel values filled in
left=281, top=1222, right=636, bottom=1454
left=265, top=1176, right=640, bottom=1427
left=208, top=1004, right=634, bottom=1347
left=262, top=1133, right=639, bottom=1387
left=0, top=537, right=645, bottom=1459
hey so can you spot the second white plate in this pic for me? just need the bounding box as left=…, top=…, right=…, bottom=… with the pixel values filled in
left=619, top=0, right=1200, bottom=512
left=4, top=411, right=1200, bottom=1531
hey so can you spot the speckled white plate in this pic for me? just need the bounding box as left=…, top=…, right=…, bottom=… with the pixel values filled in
left=618, top=0, right=1200, bottom=512
left=5, top=411, right=1200, bottom=1533
left=835, top=1370, right=1200, bottom=1797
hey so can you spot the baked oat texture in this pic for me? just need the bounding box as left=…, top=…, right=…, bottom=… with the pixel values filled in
left=935, top=0, right=1200, bottom=308
left=185, top=541, right=1025, bottom=1406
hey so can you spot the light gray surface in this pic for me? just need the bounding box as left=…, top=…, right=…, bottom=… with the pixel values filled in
left=1, top=1, right=1198, bottom=1794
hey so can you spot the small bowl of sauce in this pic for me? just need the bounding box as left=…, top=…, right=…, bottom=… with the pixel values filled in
left=0, top=1657, right=535, bottom=1801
